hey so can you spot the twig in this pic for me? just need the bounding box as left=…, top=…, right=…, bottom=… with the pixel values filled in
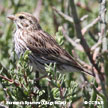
left=52, top=11, right=59, bottom=32
left=90, top=80, right=104, bottom=108
left=33, top=0, right=42, bottom=21
left=23, top=69, right=28, bottom=85
left=59, top=86, right=64, bottom=100
left=91, top=33, right=102, bottom=51
left=80, top=15, right=88, bottom=22
left=76, top=2, right=92, bottom=12
left=53, top=7, right=73, bottom=23
left=82, top=16, right=100, bottom=35
left=0, top=63, right=11, bottom=79
left=35, top=74, right=48, bottom=81
left=0, top=74, right=12, bottom=82
left=53, top=7, right=88, bottom=24
left=0, top=74, right=20, bottom=87
left=88, top=31, right=98, bottom=42
left=77, top=58, right=92, bottom=70
left=93, top=47, right=100, bottom=61
left=62, top=27, right=84, bottom=52
left=91, top=83, right=104, bottom=99
left=50, top=3, right=59, bottom=32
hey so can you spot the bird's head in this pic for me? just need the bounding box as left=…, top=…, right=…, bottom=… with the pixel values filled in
left=8, top=12, right=41, bottom=30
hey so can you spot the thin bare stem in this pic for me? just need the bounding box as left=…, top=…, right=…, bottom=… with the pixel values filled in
left=82, top=17, right=100, bottom=35
left=0, top=74, right=20, bottom=86
left=53, top=7, right=73, bottom=23
left=0, top=63, right=11, bottom=78
left=53, top=7, right=88, bottom=24
left=91, top=33, right=102, bottom=51
left=33, top=0, right=42, bottom=21
left=99, top=0, right=108, bottom=102
left=76, top=2, right=92, bottom=12
left=62, top=27, right=84, bottom=52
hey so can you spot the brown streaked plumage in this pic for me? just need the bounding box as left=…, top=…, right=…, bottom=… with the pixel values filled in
left=8, top=12, right=93, bottom=76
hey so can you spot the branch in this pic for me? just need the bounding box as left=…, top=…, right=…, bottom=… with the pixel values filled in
left=76, top=58, right=92, bottom=70
left=69, top=0, right=102, bottom=78
left=99, top=0, right=108, bottom=101
left=62, top=27, right=84, bottom=52
left=0, top=74, right=20, bottom=87
left=80, top=15, right=88, bottom=22
left=53, top=7, right=88, bottom=24
left=76, top=2, right=92, bottom=12
left=82, top=16, right=100, bottom=35
left=53, top=7, right=99, bottom=37
left=88, top=31, right=98, bottom=42
left=90, top=81, right=104, bottom=100
left=33, top=0, right=42, bottom=21
left=100, top=0, right=107, bottom=52
left=50, top=4, right=59, bottom=32
left=91, top=33, right=102, bottom=51
left=93, top=48, right=100, bottom=61
left=0, top=63, right=11, bottom=78
left=53, top=7, right=73, bottom=23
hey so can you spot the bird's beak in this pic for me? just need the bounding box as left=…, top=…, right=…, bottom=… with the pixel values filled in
left=7, top=15, right=16, bottom=21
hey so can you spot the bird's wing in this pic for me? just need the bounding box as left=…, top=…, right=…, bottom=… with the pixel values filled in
left=24, top=30, right=84, bottom=71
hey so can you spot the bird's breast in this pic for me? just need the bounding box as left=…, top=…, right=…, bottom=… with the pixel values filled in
left=14, top=30, right=27, bottom=58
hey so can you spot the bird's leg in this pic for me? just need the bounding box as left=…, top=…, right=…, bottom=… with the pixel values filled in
left=34, top=72, right=48, bottom=89
left=34, top=71, right=40, bottom=89
left=35, top=73, right=48, bottom=81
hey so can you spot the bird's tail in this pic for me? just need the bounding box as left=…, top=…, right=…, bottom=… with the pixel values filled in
left=81, top=68, right=95, bottom=77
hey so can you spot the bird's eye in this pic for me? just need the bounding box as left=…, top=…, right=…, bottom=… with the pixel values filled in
left=19, top=16, right=24, bottom=19
left=29, top=20, right=33, bottom=24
